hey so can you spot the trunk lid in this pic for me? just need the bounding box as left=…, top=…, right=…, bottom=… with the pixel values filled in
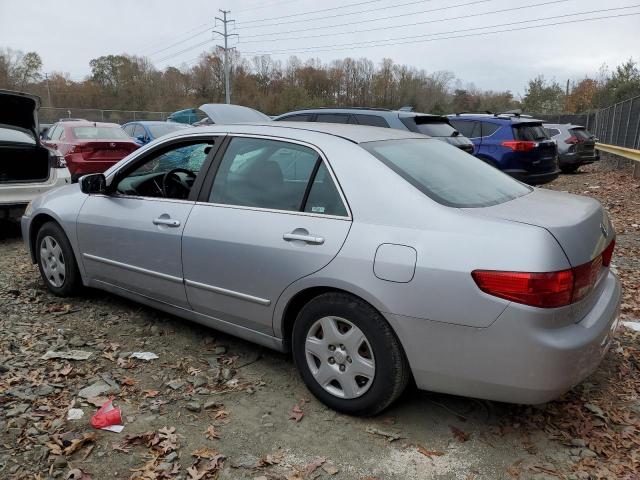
left=0, top=89, right=40, bottom=139
left=464, top=188, right=612, bottom=268
left=73, top=141, right=139, bottom=161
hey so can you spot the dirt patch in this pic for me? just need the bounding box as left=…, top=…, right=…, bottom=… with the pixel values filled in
left=1, top=162, right=638, bottom=479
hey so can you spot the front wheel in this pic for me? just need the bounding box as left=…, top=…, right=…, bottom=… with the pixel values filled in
left=292, top=292, right=410, bottom=416
left=36, top=222, right=82, bottom=296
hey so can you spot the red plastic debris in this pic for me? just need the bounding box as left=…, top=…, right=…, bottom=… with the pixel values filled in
left=90, top=398, right=122, bottom=430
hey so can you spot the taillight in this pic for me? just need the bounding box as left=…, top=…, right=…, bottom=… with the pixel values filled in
left=501, top=140, right=536, bottom=152
left=70, top=144, right=94, bottom=154
left=472, top=238, right=615, bottom=308
left=565, top=135, right=579, bottom=144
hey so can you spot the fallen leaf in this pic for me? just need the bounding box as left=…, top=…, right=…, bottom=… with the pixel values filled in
left=450, top=426, right=470, bottom=443
left=204, top=425, right=220, bottom=440
left=122, top=377, right=136, bottom=386
left=322, top=464, right=339, bottom=475
left=305, top=457, right=326, bottom=476
left=192, top=447, right=220, bottom=459
left=63, top=433, right=97, bottom=456
left=289, top=404, right=304, bottom=422
left=365, top=427, right=402, bottom=442
left=417, top=445, right=445, bottom=457
left=213, top=408, right=229, bottom=420
left=143, top=389, right=159, bottom=398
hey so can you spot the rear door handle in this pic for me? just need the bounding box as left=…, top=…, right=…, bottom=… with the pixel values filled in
left=153, top=217, right=180, bottom=227
left=283, top=232, right=324, bottom=245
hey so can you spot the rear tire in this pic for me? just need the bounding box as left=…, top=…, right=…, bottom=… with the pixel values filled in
left=36, top=222, right=82, bottom=296
left=560, top=165, right=579, bottom=174
left=292, top=292, right=410, bottom=416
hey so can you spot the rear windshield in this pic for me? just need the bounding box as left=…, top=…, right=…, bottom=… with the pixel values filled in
left=362, top=138, right=531, bottom=208
left=72, top=126, right=129, bottom=140
left=0, top=127, right=35, bottom=144
left=148, top=123, right=189, bottom=138
left=512, top=123, right=548, bottom=141
left=402, top=117, right=458, bottom=137
left=570, top=127, right=593, bottom=140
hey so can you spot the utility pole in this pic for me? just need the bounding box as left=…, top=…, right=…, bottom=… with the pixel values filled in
left=44, top=73, right=53, bottom=108
left=213, top=10, right=238, bottom=104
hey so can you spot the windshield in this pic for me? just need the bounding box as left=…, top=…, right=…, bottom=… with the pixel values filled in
left=72, top=126, right=129, bottom=140
left=362, top=138, right=531, bottom=208
left=148, top=123, right=189, bottom=138
left=0, top=127, right=35, bottom=144
left=513, top=123, right=548, bottom=141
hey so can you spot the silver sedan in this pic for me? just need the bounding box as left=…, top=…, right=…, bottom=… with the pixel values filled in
left=21, top=122, right=621, bottom=415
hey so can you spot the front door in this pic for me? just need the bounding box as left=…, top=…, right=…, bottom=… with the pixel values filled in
left=76, top=138, right=216, bottom=307
left=182, top=136, right=352, bottom=334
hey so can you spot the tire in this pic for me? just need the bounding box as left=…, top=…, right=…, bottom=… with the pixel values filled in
left=292, top=292, right=410, bottom=416
left=35, top=221, right=82, bottom=296
left=560, top=165, right=579, bottom=174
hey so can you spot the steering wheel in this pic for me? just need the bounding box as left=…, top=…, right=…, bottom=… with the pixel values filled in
left=162, top=168, right=196, bottom=198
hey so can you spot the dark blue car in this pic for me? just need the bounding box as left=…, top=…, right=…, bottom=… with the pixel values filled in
left=448, top=113, right=559, bottom=185
left=122, top=121, right=190, bottom=146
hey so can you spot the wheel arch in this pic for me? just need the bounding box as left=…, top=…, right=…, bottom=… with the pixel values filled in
left=275, top=281, right=397, bottom=352
left=28, top=212, right=84, bottom=279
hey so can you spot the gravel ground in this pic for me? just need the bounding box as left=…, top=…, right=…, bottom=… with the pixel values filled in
left=1, top=162, right=638, bottom=480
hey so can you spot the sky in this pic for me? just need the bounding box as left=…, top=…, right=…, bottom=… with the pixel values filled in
left=1, top=0, right=638, bottom=97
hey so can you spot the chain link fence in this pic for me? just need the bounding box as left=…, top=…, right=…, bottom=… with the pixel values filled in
left=537, top=95, right=640, bottom=150
left=39, top=107, right=169, bottom=125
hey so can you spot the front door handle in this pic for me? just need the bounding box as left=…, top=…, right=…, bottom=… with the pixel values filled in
left=283, top=232, right=324, bottom=245
left=153, top=217, right=180, bottom=227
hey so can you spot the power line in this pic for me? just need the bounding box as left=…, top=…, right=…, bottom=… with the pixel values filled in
left=236, top=0, right=424, bottom=28
left=154, top=38, right=215, bottom=64
left=245, top=4, right=640, bottom=54
left=146, top=27, right=212, bottom=57
left=240, top=0, right=569, bottom=43
left=235, top=0, right=304, bottom=14
left=138, top=21, right=211, bottom=55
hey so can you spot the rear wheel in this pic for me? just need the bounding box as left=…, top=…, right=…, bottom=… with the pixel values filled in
left=560, top=165, right=579, bottom=174
left=36, top=222, right=82, bottom=296
left=292, top=292, right=410, bottom=416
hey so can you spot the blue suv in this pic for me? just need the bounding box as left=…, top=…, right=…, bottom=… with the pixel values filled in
left=448, top=113, right=559, bottom=185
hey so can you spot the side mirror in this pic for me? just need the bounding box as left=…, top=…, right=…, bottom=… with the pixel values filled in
left=80, top=173, right=107, bottom=194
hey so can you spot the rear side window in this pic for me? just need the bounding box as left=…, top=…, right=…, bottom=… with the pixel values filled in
left=281, top=114, right=314, bottom=122
left=210, top=137, right=347, bottom=216
left=355, top=114, right=389, bottom=128
left=481, top=122, right=500, bottom=137
left=449, top=120, right=480, bottom=138
left=544, top=128, right=560, bottom=137
left=571, top=128, right=592, bottom=140
left=401, top=117, right=457, bottom=137
left=513, top=124, right=548, bottom=141
left=362, top=138, right=531, bottom=208
left=316, top=113, right=351, bottom=124
left=72, top=126, right=130, bottom=140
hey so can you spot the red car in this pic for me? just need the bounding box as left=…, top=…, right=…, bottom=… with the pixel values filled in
left=41, top=121, right=139, bottom=181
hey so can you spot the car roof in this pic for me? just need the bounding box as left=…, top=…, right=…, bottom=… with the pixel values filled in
left=163, top=122, right=426, bottom=144
left=275, top=107, right=444, bottom=120
left=543, top=123, right=585, bottom=129
left=58, top=121, right=122, bottom=127
left=448, top=113, right=544, bottom=124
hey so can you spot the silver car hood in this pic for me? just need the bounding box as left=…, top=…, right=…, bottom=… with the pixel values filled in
left=198, top=104, right=271, bottom=124
left=464, top=188, right=612, bottom=267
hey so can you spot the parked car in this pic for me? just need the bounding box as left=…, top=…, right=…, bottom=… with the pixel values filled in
left=448, top=113, right=560, bottom=185
left=0, top=90, right=70, bottom=219
left=122, top=121, right=191, bottom=146
left=274, top=107, right=475, bottom=153
left=544, top=123, right=599, bottom=173
left=41, top=121, right=139, bottom=181
left=22, top=120, right=620, bottom=415
left=39, top=123, right=52, bottom=138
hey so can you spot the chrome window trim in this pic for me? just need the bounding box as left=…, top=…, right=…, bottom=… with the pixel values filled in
left=209, top=133, right=353, bottom=220
left=82, top=253, right=183, bottom=284
left=185, top=279, right=271, bottom=306
left=91, top=193, right=195, bottom=205
left=193, top=201, right=351, bottom=221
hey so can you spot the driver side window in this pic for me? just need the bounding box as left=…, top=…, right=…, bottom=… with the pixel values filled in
left=116, top=141, right=212, bottom=200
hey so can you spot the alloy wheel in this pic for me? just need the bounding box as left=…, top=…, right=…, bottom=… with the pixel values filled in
left=40, top=235, right=66, bottom=288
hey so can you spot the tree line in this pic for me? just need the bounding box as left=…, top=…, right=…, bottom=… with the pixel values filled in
left=1, top=46, right=639, bottom=117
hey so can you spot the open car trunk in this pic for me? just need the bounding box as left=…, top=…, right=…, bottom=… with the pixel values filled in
left=0, top=143, right=50, bottom=184
left=0, top=90, right=50, bottom=184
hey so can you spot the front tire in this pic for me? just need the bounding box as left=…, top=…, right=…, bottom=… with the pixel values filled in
left=36, top=222, right=82, bottom=296
left=292, top=292, right=410, bottom=416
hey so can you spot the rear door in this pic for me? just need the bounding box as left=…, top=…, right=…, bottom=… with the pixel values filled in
left=571, top=127, right=597, bottom=158
left=448, top=119, right=481, bottom=154
left=182, top=136, right=351, bottom=335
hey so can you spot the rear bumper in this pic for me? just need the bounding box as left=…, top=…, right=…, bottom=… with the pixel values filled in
left=505, top=168, right=560, bottom=185
left=386, top=270, right=621, bottom=404
left=66, top=156, right=121, bottom=177
left=559, top=151, right=600, bottom=166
